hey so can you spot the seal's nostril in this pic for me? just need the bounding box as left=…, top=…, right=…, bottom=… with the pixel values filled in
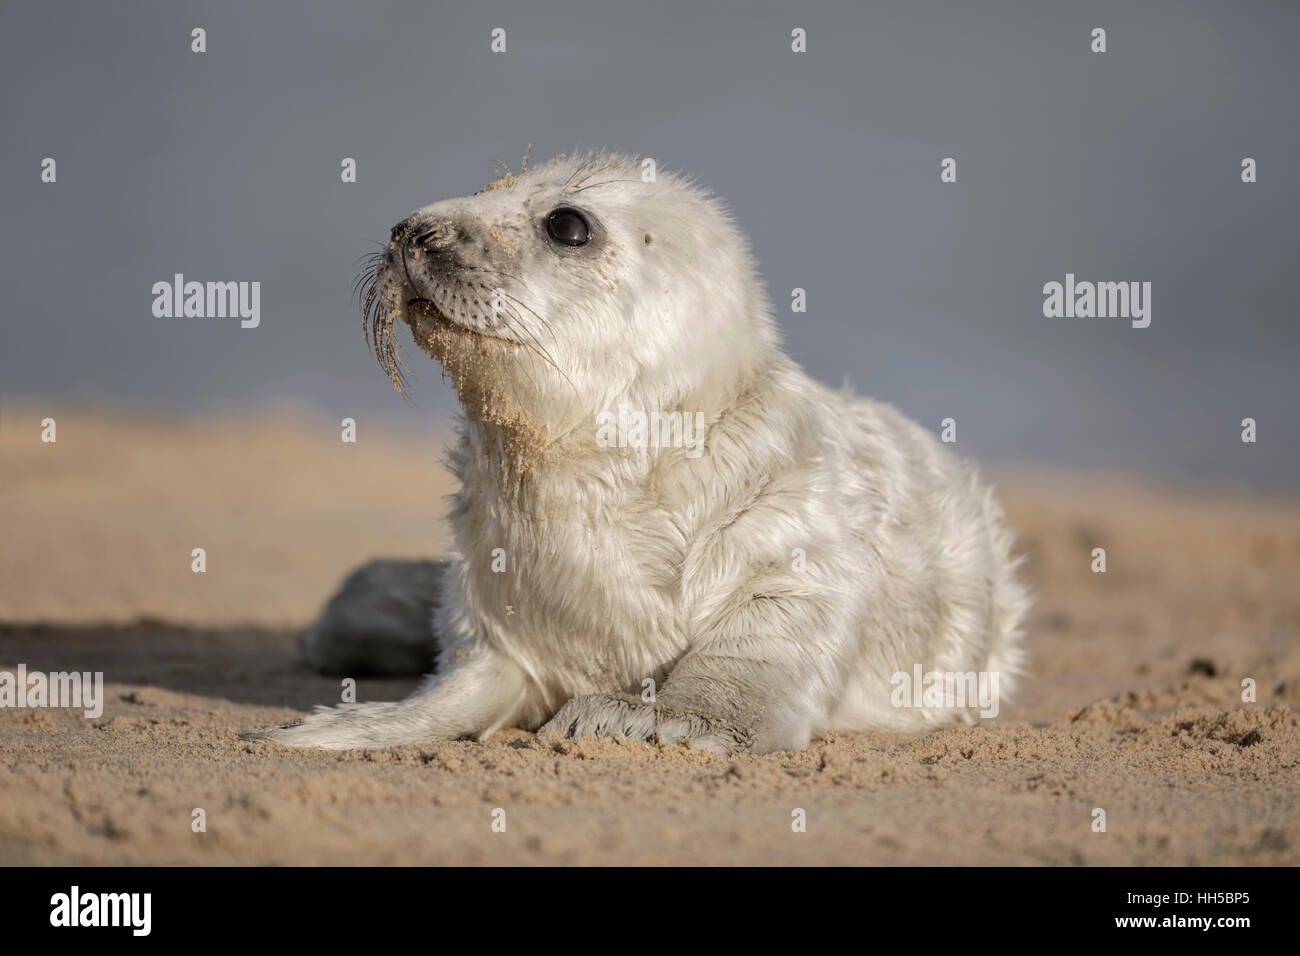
left=412, top=227, right=440, bottom=249
left=390, top=214, right=428, bottom=245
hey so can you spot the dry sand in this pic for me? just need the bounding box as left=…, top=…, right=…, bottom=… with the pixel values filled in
left=1, top=408, right=1297, bottom=865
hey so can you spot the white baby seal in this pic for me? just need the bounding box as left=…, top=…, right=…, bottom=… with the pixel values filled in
left=257, top=152, right=1031, bottom=754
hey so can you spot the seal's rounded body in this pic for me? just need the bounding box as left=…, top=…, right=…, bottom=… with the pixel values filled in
left=261, top=154, right=1030, bottom=754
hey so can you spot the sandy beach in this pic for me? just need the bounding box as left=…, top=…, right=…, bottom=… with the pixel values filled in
left=1, top=409, right=1297, bottom=865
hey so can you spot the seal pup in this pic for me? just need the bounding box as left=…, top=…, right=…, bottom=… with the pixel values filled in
left=255, top=152, right=1031, bottom=754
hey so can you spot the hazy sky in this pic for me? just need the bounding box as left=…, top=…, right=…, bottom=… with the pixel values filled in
left=2, top=0, right=1296, bottom=488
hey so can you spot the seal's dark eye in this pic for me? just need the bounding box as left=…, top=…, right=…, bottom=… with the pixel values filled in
left=546, top=207, right=590, bottom=247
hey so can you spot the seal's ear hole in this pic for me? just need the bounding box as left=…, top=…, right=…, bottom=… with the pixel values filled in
left=644, top=233, right=653, bottom=245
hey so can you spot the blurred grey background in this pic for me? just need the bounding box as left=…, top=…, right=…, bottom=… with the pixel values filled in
left=2, top=0, right=1296, bottom=489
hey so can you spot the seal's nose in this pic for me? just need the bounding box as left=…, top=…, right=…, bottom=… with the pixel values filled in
left=386, top=218, right=412, bottom=265
left=386, top=216, right=422, bottom=268
left=387, top=216, right=459, bottom=265
left=389, top=215, right=419, bottom=245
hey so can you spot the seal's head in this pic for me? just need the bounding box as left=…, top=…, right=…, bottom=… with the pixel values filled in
left=360, top=153, right=778, bottom=451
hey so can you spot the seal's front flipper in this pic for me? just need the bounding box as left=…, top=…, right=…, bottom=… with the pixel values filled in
left=536, top=692, right=754, bottom=755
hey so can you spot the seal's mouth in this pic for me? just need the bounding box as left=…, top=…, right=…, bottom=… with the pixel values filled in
left=359, top=252, right=518, bottom=397
left=405, top=297, right=506, bottom=343
left=404, top=296, right=443, bottom=324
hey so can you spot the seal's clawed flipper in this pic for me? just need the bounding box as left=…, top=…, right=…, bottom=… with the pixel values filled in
left=537, top=692, right=755, bottom=755
left=298, top=559, right=446, bottom=677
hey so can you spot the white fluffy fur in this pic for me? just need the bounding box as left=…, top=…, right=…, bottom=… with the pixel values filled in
left=260, top=153, right=1031, bottom=754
